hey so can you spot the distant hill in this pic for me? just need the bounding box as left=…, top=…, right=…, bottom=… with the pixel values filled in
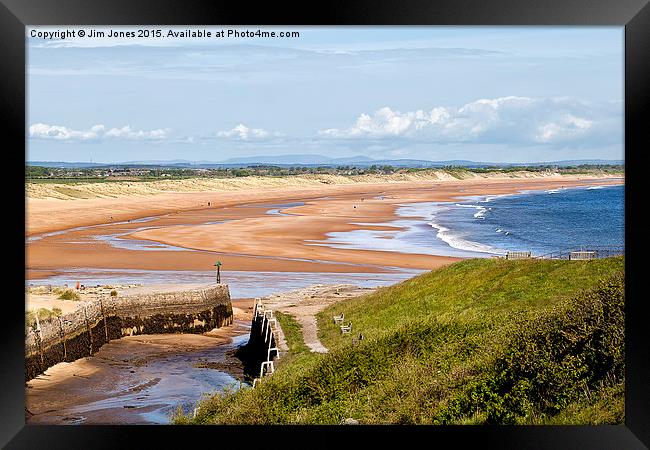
left=27, top=156, right=624, bottom=169
left=216, top=154, right=373, bottom=165
left=28, top=161, right=107, bottom=169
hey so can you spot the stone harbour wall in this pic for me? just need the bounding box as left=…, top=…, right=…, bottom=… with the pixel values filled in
left=25, top=284, right=232, bottom=381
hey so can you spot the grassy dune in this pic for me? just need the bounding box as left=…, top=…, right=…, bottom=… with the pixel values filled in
left=176, top=257, right=624, bottom=425
left=25, top=169, right=619, bottom=200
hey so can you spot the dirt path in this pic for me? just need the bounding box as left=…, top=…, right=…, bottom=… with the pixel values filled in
left=260, top=284, right=375, bottom=353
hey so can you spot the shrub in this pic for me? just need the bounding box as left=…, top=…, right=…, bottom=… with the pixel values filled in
left=58, top=289, right=80, bottom=301
left=25, top=311, right=36, bottom=333
left=110, top=290, right=118, bottom=297
left=437, top=273, right=625, bottom=424
left=36, top=307, right=62, bottom=321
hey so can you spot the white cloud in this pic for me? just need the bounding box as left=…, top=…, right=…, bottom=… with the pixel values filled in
left=215, top=124, right=283, bottom=141
left=29, top=123, right=170, bottom=141
left=103, top=125, right=169, bottom=140
left=535, top=114, right=593, bottom=143
left=29, top=123, right=103, bottom=140
left=319, top=96, right=619, bottom=146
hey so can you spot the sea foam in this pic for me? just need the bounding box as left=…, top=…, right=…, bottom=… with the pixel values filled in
left=428, top=221, right=503, bottom=255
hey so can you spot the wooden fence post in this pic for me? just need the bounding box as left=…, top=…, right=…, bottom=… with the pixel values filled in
left=58, top=316, right=67, bottom=361
left=100, top=297, right=109, bottom=343
left=84, top=306, right=93, bottom=356
left=34, top=315, right=44, bottom=370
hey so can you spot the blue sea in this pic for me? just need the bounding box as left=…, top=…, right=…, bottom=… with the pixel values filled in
left=428, top=184, right=624, bottom=257
left=312, top=184, right=624, bottom=258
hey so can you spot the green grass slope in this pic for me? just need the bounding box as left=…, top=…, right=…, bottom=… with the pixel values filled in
left=176, top=257, right=624, bottom=425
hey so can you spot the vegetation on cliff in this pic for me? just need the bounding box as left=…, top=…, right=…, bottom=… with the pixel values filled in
left=25, top=307, right=63, bottom=334
left=175, top=257, right=624, bottom=425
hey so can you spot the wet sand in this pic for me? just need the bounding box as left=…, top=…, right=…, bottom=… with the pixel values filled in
left=26, top=298, right=254, bottom=425
left=26, top=176, right=623, bottom=281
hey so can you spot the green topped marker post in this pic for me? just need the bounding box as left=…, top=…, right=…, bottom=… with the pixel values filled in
left=214, top=261, right=222, bottom=284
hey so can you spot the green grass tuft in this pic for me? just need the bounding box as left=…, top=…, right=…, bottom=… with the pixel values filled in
left=25, top=307, right=64, bottom=333
left=274, top=311, right=310, bottom=356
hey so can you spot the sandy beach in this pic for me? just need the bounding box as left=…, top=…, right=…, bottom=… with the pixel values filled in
left=26, top=173, right=624, bottom=283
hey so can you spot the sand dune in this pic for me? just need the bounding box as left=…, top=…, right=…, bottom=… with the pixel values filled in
left=26, top=170, right=620, bottom=201
left=26, top=171, right=622, bottom=236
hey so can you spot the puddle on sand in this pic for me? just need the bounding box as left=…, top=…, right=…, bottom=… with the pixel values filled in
left=91, top=230, right=190, bottom=252
left=31, top=332, right=251, bottom=425
left=26, top=216, right=161, bottom=242
left=235, top=201, right=306, bottom=217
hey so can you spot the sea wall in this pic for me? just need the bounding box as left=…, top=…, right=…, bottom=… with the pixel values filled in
left=25, top=285, right=232, bottom=381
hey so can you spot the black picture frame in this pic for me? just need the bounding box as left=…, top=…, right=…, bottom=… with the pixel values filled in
left=2, top=0, right=648, bottom=447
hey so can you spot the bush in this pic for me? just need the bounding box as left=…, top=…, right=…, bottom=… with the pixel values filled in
left=58, top=289, right=80, bottom=301
left=110, top=290, right=118, bottom=297
left=25, top=311, right=36, bottom=333
left=36, top=307, right=63, bottom=321
left=437, top=273, right=625, bottom=424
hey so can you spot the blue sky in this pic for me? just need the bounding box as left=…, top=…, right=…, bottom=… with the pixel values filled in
left=27, top=26, right=624, bottom=163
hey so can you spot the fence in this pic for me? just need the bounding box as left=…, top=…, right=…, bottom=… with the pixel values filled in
left=506, top=251, right=532, bottom=260
left=533, top=246, right=625, bottom=261
left=248, top=298, right=281, bottom=387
